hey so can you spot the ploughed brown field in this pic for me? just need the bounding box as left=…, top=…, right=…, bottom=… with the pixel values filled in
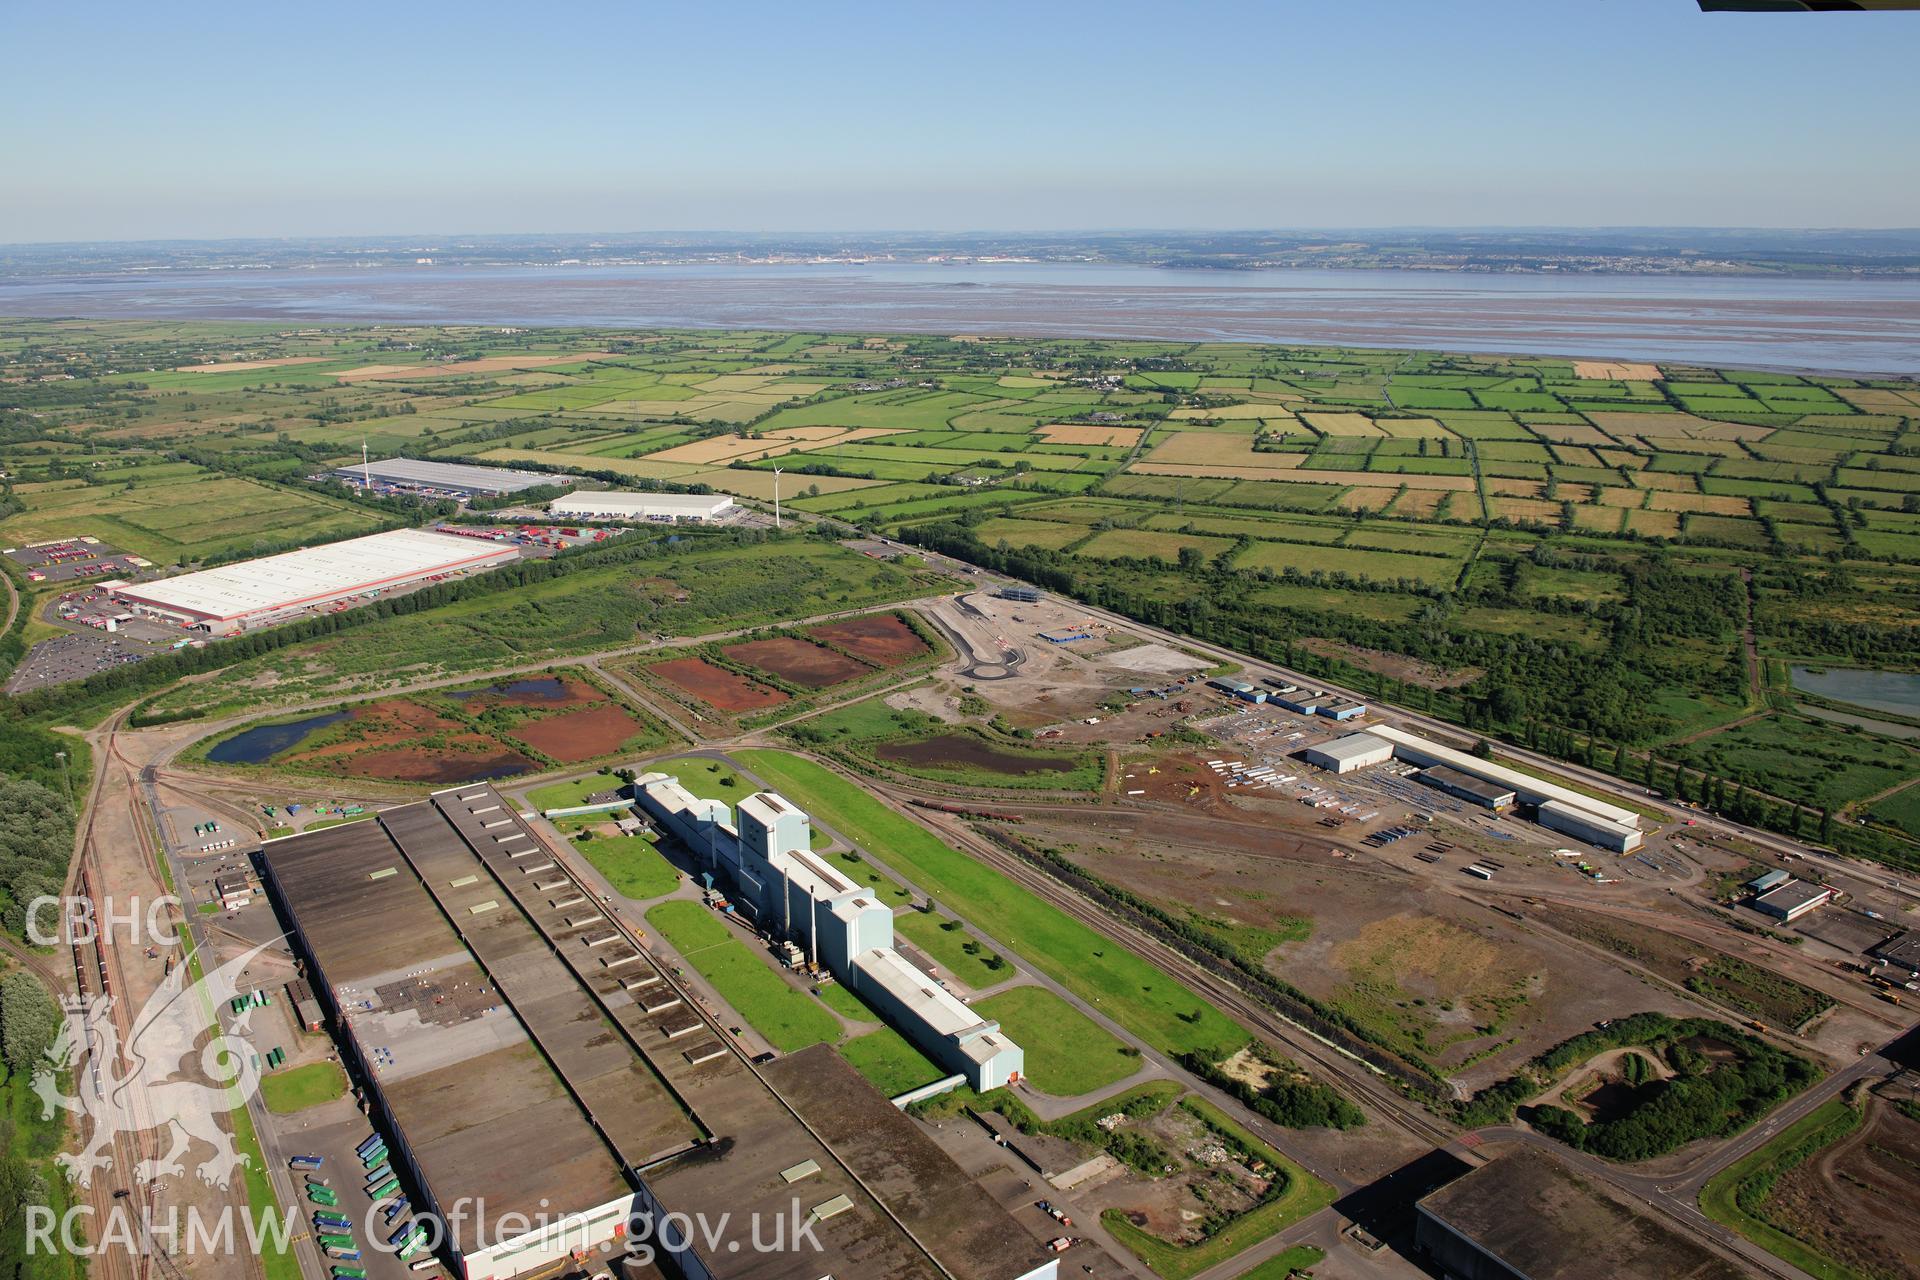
left=874, top=733, right=1076, bottom=776
left=805, top=613, right=930, bottom=666
left=721, top=636, right=871, bottom=688
left=651, top=657, right=790, bottom=712
left=513, top=705, right=647, bottom=762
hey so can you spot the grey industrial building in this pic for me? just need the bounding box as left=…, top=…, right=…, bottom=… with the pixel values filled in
left=261, top=787, right=1056, bottom=1280
left=1320, top=726, right=1645, bottom=853
left=1207, top=676, right=1266, bottom=703
left=1418, top=764, right=1517, bottom=811
left=332, top=456, right=564, bottom=499
left=636, top=774, right=1026, bottom=1091
left=1753, top=878, right=1834, bottom=922
left=1535, top=799, right=1644, bottom=854
left=1415, top=1148, right=1748, bottom=1280
left=1870, top=931, right=1920, bottom=973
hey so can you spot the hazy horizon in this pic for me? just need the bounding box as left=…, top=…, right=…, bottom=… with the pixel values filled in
left=6, top=225, right=1920, bottom=252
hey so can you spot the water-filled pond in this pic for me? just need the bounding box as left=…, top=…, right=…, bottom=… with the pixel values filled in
left=205, top=711, right=350, bottom=764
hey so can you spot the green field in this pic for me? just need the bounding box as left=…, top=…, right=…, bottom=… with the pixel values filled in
left=526, top=770, right=624, bottom=811
left=0, top=466, right=388, bottom=565
left=813, top=981, right=877, bottom=1023
left=893, top=907, right=1015, bottom=987
left=1673, top=713, right=1918, bottom=812
left=577, top=833, right=680, bottom=900
left=973, top=985, right=1140, bottom=1097
left=6, top=319, right=1920, bottom=886
left=644, top=899, right=841, bottom=1052
left=259, top=1061, right=349, bottom=1114
left=788, top=697, right=1104, bottom=793
left=1870, top=783, right=1920, bottom=839
left=732, top=750, right=1249, bottom=1059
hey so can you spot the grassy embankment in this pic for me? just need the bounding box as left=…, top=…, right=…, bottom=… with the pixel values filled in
left=1699, top=1096, right=1870, bottom=1280
left=734, top=750, right=1249, bottom=1060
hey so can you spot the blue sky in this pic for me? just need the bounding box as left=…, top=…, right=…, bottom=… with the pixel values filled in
left=3, top=0, right=1915, bottom=242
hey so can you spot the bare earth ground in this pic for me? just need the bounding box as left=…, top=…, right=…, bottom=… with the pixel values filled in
left=1016, top=808, right=1704, bottom=1092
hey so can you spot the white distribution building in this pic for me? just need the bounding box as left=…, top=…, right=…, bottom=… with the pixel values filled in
left=1302, top=732, right=1394, bottom=774
left=636, top=773, right=1026, bottom=1091
left=114, top=528, right=519, bottom=635
left=548, top=491, right=736, bottom=523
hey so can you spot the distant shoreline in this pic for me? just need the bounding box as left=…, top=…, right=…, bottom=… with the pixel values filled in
left=2, top=261, right=1916, bottom=376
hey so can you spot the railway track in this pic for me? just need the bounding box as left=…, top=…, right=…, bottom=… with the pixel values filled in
left=57, top=716, right=266, bottom=1280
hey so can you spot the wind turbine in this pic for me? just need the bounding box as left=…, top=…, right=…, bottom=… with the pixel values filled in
left=773, top=467, right=783, bottom=529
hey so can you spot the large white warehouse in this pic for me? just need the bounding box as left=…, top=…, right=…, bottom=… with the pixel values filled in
left=115, top=528, right=518, bottom=635
left=1303, top=732, right=1394, bottom=774
left=549, top=492, right=735, bottom=523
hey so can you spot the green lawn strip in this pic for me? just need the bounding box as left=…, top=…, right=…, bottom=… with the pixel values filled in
left=300, top=813, right=375, bottom=832
left=734, top=750, right=1248, bottom=1059
left=656, top=754, right=751, bottom=799
left=893, top=908, right=1012, bottom=987
left=973, top=986, right=1139, bottom=1097
left=644, top=900, right=839, bottom=1052
left=259, top=1061, right=348, bottom=1114
left=1699, top=1097, right=1871, bottom=1280
left=527, top=770, right=623, bottom=811
left=839, top=1025, right=947, bottom=1097
left=821, top=847, right=914, bottom=904
left=1101, top=1098, right=1336, bottom=1280
left=231, top=1102, right=302, bottom=1280
left=814, top=981, right=878, bottom=1023
left=1240, top=1245, right=1328, bottom=1279
left=576, top=833, right=681, bottom=899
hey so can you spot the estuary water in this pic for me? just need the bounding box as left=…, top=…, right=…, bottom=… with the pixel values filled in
left=2, top=261, right=1917, bottom=374
left=1790, top=666, right=1920, bottom=718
